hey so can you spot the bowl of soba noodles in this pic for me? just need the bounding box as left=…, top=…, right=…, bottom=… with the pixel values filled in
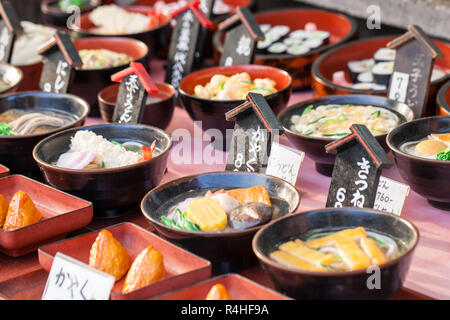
left=0, top=91, right=89, bottom=177
left=252, top=207, right=419, bottom=300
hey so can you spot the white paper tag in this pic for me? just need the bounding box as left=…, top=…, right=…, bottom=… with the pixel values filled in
left=266, top=143, right=305, bottom=185
left=42, top=252, right=115, bottom=300
left=373, top=176, right=410, bottom=216
left=388, top=71, right=409, bottom=103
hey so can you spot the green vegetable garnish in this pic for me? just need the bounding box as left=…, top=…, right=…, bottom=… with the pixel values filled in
left=436, top=148, right=450, bottom=161
left=58, top=0, right=85, bottom=11
left=220, top=82, right=225, bottom=90
left=301, top=104, right=314, bottom=115
left=332, top=255, right=342, bottom=261
left=322, top=133, right=348, bottom=137
left=240, top=80, right=255, bottom=85
left=111, top=141, right=122, bottom=146
left=369, top=236, right=386, bottom=246
left=304, top=130, right=314, bottom=136
left=307, top=116, right=326, bottom=125
left=174, top=209, right=201, bottom=232
left=101, top=161, right=105, bottom=169
left=0, top=122, right=17, bottom=136
left=321, top=264, right=337, bottom=271
left=305, top=231, right=336, bottom=241
left=161, top=216, right=176, bottom=228
left=250, top=87, right=274, bottom=94
left=370, top=110, right=381, bottom=118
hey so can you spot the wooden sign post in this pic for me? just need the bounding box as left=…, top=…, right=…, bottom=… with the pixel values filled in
left=225, top=92, right=284, bottom=173
left=218, top=7, right=264, bottom=66
left=165, top=0, right=213, bottom=93
left=111, top=62, right=159, bottom=124
left=0, top=1, right=22, bottom=63
left=387, top=25, right=443, bottom=118
left=38, top=31, right=82, bottom=94
left=325, top=124, right=393, bottom=209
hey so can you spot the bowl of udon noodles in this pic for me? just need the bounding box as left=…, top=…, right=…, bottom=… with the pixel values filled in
left=252, top=207, right=419, bottom=300
left=387, top=115, right=450, bottom=210
left=33, top=123, right=172, bottom=218
left=141, top=171, right=300, bottom=273
left=0, top=91, right=90, bottom=177
left=277, top=94, right=414, bottom=177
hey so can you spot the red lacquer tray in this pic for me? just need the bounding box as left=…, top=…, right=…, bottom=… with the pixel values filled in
left=0, top=175, right=93, bottom=257
left=155, top=273, right=292, bottom=300
left=38, top=222, right=212, bottom=300
left=0, top=165, right=9, bottom=178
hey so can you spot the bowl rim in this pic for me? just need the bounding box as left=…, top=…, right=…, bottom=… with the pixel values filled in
left=0, top=63, right=23, bottom=95
left=277, top=94, right=413, bottom=142
left=178, top=64, right=292, bottom=103
left=0, top=91, right=90, bottom=140
left=98, top=82, right=175, bottom=107
left=71, top=5, right=172, bottom=37
left=311, top=34, right=450, bottom=94
left=73, top=36, right=149, bottom=72
left=212, top=7, right=358, bottom=60
left=386, top=114, right=450, bottom=165
left=32, top=122, right=173, bottom=174
left=437, top=80, right=450, bottom=114
left=41, top=0, right=102, bottom=15
left=140, top=170, right=301, bottom=237
left=252, top=207, right=420, bottom=277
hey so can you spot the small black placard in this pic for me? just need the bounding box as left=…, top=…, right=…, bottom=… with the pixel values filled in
left=220, top=23, right=257, bottom=66
left=39, top=47, right=74, bottom=94
left=165, top=9, right=201, bottom=92
left=112, top=73, right=148, bottom=124
left=0, top=1, right=22, bottom=63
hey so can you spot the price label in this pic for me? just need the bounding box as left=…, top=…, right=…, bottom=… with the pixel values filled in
left=373, top=176, right=410, bottom=215
left=266, top=143, right=304, bottom=185
left=388, top=71, right=409, bottom=103
left=42, top=252, right=114, bottom=300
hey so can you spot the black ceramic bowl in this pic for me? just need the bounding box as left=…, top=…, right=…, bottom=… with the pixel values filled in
left=278, top=95, right=414, bottom=176
left=253, top=207, right=419, bottom=300
left=0, top=63, right=23, bottom=95
left=33, top=124, right=172, bottom=218
left=437, top=80, right=450, bottom=115
left=141, top=171, right=300, bottom=273
left=179, top=64, right=292, bottom=150
left=387, top=116, right=450, bottom=210
left=0, top=91, right=89, bottom=177
left=41, top=0, right=102, bottom=27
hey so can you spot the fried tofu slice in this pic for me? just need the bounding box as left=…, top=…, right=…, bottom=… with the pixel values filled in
left=270, top=250, right=325, bottom=272
left=226, top=185, right=272, bottom=207
left=186, top=197, right=227, bottom=231
left=122, top=245, right=165, bottom=294
left=359, top=236, right=387, bottom=265
left=205, top=284, right=233, bottom=300
left=0, top=194, right=8, bottom=228
left=89, top=229, right=131, bottom=281
left=278, top=240, right=333, bottom=269
left=3, top=190, right=42, bottom=231
left=335, top=239, right=371, bottom=271
left=306, top=227, right=366, bottom=248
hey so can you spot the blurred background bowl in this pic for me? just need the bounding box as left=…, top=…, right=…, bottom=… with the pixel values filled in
left=41, top=0, right=102, bottom=28
left=253, top=207, right=419, bottom=299
left=0, top=63, right=23, bottom=95
left=437, top=80, right=450, bottom=115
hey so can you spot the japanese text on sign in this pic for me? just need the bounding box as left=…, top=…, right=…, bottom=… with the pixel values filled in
left=266, top=143, right=305, bottom=185
left=374, top=176, right=410, bottom=215
left=43, top=60, right=68, bottom=93
left=234, top=126, right=264, bottom=172
left=118, top=74, right=139, bottom=124
left=389, top=71, right=409, bottom=103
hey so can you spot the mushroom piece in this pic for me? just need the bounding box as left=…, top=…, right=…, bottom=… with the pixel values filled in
left=228, top=202, right=273, bottom=230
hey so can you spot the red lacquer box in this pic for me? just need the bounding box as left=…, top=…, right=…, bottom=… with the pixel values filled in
left=0, top=164, right=9, bottom=178
left=0, top=175, right=93, bottom=257
left=38, top=222, right=212, bottom=300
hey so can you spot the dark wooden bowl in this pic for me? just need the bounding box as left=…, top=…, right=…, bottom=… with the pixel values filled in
left=0, top=63, right=23, bottom=95
left=141, top=171, right=300, bottom=273
left=212, top=8, right=358, bottom=90
left=41, top=0, right=102, bottom=27
left=98, top=82, right=175, bottom=130
left=437, top=80, right=450, bottom=115
left=179, top=64, right=292, bottom=150
left=278, top=94, right=413, bottom=176
left=0, top=91, right=90, bottom=178
left=33, top=123, right=172, bottom=218
left=387, top=115, right=450, bottom=210
left=253, top=207, right=419, bottom=300
left=311, top=35, right=450, bottom=117
left=70, top=36, right=149, bottom=116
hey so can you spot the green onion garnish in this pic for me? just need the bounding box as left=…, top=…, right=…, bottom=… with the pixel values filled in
left=308, top=116, right=326, bottom=125
left=301, top=104, right=314, bottom=115
left=322, top=133, right=348, bottom=137
left=304, top=130, right=314, bottom=136
left=0, top=122, right=17, bottom=136
left=369, top=236, right=386, bottom=246
left=436, top=148, right=450, bottom=161
left=250, top=87, right=274, bottom=94
left=111, top=141, right=122, bottom=146
left=220, top=82, right=225, bottom=90
left=371, top=110, right=381, bottom=118
left=101, top=161, right=105, bottom=169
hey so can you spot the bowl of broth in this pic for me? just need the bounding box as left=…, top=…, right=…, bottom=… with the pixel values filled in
left=252, top=207, right=419, bottom=299
left=141, top=171, right=300, bottom=273
left=98, top=82, right=175, bottom=130
left=278, top=94, right=413, bottom=176
left=387, top=115, right=450, bottom=210
left=0, top=91, right=90, bottom=177
left=33, top=123, right=172, bottom=218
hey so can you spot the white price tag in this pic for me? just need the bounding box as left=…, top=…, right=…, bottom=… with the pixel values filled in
left=42, top=252, right=115, bottom=300
left=266, top=143, right=305, bottom=185
left=388, top=71, right=409, bottom=103
left=373, top=176, right=410, bottom=216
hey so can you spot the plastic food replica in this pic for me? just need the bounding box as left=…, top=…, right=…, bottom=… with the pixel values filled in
left=401, top=132, right=450, bottom=161
left=79, top=49, right=133, bottom=70
left=1, top=191, right=42, bottom=231
left=205, top=284, right=232, bottom=300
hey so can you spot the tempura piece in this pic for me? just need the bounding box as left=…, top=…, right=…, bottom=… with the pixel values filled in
left=226, top=185, right=272, bottom=207
left=306, top=227, right=366, bottom=248
left=0, top=194, right=8, bottom=228
left=278, top=240, right=333, bottom=269
left=205, top=284, right=233, bottom=300
left=359, top=236, right=387, bottom=265
left=270, top=250, right=325, bottom=272
left=335, top=239, right=371, bottom=270
left=3, top=191, right=42, bottom=231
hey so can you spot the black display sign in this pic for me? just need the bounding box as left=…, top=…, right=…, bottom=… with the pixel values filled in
left=387, top=25, right=443, bottom=118
left=0, top=1, right=22, bottom=63
left=38, top=31, right=82, bottom=94
left=111, top=62, right=158, bottom=124
left=225, top=92, right=284, bottom=173
left=325, top=124, right=392, bottom=209
left=194, top=0, right=215, bottom=67
left=218, top=7, right=264, bottom=66
left=165, top=1, right=212, bottom=93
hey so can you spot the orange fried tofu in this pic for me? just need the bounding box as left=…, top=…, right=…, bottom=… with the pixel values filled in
left=89, top=229, right=131, bottom=281
left=122, top=245, right=165, bottom=294
left=205, top=284, right=233, bottom=300
left=3, top=191, right=42, bottom=231
left=0, top=194, right=8, bottom=228
left=226, top=185, right=272, bottom=207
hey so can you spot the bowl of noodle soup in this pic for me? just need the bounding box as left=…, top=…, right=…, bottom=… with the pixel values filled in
left=252, top=207, right=419, bottom=299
